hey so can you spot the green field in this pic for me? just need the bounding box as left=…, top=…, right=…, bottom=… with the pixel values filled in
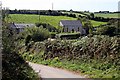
left=90, top=20, right=107, bottom=27
left=8, top=14, right=76, bottom=28
left=94, top=13, right=119, bottom=18
left=8, top=14, right=107, bottom=28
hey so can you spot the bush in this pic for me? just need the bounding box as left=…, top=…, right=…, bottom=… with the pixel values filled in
left=2, top=25, right=39, bottom=79
left=20, top=27, right=50, bottom=43
left=96, top=25, right=116, bottom=36
left=35, top=22, right=57, bottom=32
left=23, top=35, right=120, bottom=61
left=96, top=19, right=120, bottom=36
left=56, top=33, right=81, bottom=39
left=19, top=35, right=120, bottom=78
left=50, top=32, right=56, bottom=38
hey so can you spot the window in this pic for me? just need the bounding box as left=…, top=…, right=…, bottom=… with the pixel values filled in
left=62, top=28, right=64, bottom=32
left=78, top=27, right=80, bottom=31
left=67, top=27, right=69, bottom=32
left=72, top=29, right=74, bottom=33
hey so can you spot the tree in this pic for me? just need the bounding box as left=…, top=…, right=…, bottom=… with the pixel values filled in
left=20, top=26, right=50, bottom=42
left=2, top=7, right=10, bottom=22
left=2, top=25, right=39, bottom=80
left=90, top=13, right=94, bottom=19
left=78, top=17, right=93, bottom=34
left=96, top=25, right=116, bottom=36
left=48, top=9, right=52, bottom=15
left=83, top=21, right=93, bottom=34
left=107, top=19, right=120, bottom=35
left=2, top=24, right=18, bottom=53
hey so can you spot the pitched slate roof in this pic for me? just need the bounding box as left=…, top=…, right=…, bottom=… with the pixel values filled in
left=60, top=20, right=82, bottom=26
left=11, top=23, right=35, bottom=28
left=15, top=23, right=35, bottom=28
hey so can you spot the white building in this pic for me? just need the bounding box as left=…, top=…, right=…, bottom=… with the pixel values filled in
left=59, top=20, right=86, bottom=34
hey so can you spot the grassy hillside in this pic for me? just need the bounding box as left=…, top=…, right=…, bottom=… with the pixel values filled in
left=90, top=20, right=107, bottom=27
left=94, top=13, right=119, bottom=18
left=8, top=14, right=76, bottom=29
left=8, top=14, right=107, bottom=28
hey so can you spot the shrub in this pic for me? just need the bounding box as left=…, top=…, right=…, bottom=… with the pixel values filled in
left=20, top=26, right=50, bottom=43
left=35, top=22, right=57, bottom=32
left=19, top=35, right=120, bottom=78
left=96, top=19, right=120, bottom=36
left=96, top=25, right=116, bottom=36
left=56, top=33, right=81, bottom=39
left=2, top=25, right=39, bottom=79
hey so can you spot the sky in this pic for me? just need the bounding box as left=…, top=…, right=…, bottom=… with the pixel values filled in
left=0, top=0, right=119, bottom=12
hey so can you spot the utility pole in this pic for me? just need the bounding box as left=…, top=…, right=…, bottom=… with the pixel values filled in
left=52, top=3, right=53, bottom=10
left=38, top=10, right=40, bottom=22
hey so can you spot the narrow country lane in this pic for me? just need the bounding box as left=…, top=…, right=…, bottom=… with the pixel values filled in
left=28, top=62, right=91, bottom=79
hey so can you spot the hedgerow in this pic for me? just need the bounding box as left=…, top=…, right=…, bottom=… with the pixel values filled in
left=19, top=35, right=120, bottom=78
